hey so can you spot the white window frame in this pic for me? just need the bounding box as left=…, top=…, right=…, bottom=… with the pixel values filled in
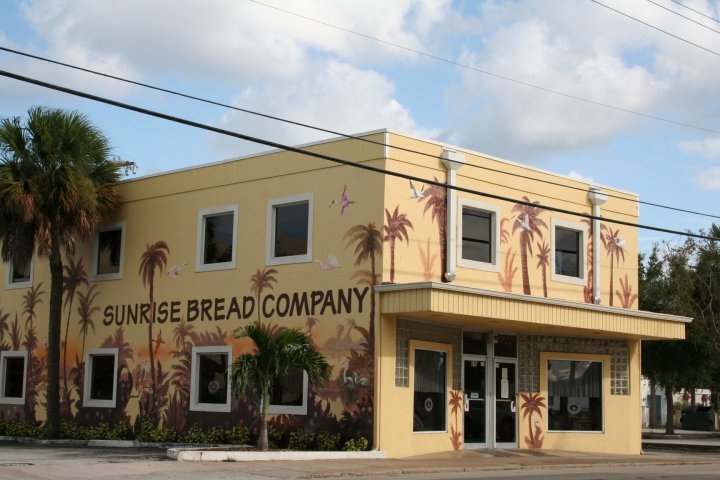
left=0, top=350, right=28, bottom=405
left=457, top=199, right=500, bottom=272
left=6, top=256, right=33, bottom=289
left=92, top=221, right=126, bottom=281
left=195, top=205, right=238, bottom=272
left=267, top=368, right=309, bottom=415
left=83, top=348, right=119, bottom=408
left=190, top=345, right=232, bottom=413
left=551, top=218, right=588, bottom=286
left=266, top=193, right=314, bottom=266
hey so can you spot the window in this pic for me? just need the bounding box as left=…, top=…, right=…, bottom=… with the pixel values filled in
left=413, top=349, right=447, bottom=432
left=552, top=219, right=587, bottom=284
left=7, top=256, right=32, bottom=289
left=458, top=200, right=500, bottom=271
left=190, top=346, right=232, bottom=412
left=94, top=222, right=125, bottom=280
left=0, top=351, right=28, bottom=404
left=196, top=205, right=238, bottom=272
left=547, top=359, right=603, bottom=432
left=268, top=366, right=308, bottom=415
left=83, top=348, right=118, bottom=408
left=266, top=194, right=313, bottom=265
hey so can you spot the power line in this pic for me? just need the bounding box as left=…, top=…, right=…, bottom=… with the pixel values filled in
left=592, top=0, right=720, bottom=56
left=671, top=0, right=720, bottom=25
left=647, top=0, right=720, bottom=34
left=247, top=0, right=720, bottom=136
left=3, top=47, right=719, bottom=223
left=1, top=67, right=717, bottom=243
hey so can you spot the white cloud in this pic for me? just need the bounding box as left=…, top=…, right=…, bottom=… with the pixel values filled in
left=695, top=166, right=720, bottom=190
left=209, top=59, right=439, bottom=159
left=680, top=138, right=720, bottom=159
left=567, top=170, right=594, bottom=184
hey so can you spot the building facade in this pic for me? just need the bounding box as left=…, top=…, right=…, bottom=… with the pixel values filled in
left=0, top=130, right=688, bottom=456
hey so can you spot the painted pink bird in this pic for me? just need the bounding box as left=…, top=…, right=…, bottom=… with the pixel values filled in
left=329, top=184, right=355, bottom=215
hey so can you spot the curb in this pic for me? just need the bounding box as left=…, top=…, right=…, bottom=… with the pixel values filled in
left=168, top=448, right=387, bottom=462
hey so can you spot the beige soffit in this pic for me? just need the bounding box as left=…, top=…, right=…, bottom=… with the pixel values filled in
left=375, top=282, right=690, bottom=340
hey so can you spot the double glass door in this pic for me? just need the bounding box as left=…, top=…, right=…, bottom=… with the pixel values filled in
left=462, top=333, right=517, bottom=448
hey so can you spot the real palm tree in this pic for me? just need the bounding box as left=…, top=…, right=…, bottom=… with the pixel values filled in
left=511, top=197, right=547, bottom=295
left=0, top=107, right=121, bottom=437
left=231, top=322, right=331, bottom=451
left=139, top=240, right=169, bottom=423
left=383, top=206, right=413, bottom=283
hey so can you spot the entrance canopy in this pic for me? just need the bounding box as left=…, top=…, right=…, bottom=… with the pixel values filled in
left=376, top=282, right=689, bottom=340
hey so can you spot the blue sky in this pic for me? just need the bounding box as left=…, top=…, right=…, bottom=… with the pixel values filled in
left=1, top=0, right=720, bottom=254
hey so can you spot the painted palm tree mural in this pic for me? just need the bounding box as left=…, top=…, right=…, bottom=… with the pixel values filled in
left=536, top=241, right=550, bottom=298
left=138, top=240, right=169, bottom=423
left=344, top=222, right=382, bottom=346
left=520, top=392, right=546, bottom=449
left=600, top=225, right=626, bottom=306
left=22, top=282, right=45, bottom=421
left=62, top=257, right=88, bottom=415
left=511, top=197, right=547, bottom=295
left=250, top=267, right=278, bottom=324
left=419, top=178, right=447, bottom=281
left=616, top=274, right=638, bottom=308
left=498, top=217, right=517, bottom=292
left=0, top=308, right=9, bottom=350
left=448, top=390, right=463, bottom=450
left=76, top=284, right=99, bottom=361
left=383, top=206, right=413, bottom=283
left=418, top=238, right=437, bottom=281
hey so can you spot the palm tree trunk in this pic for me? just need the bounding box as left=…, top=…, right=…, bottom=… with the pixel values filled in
left=46, top=239, right=63, bottom=438
left=665, top=387, right=675, bottom=434
left=541, top=265, right=548, bottom=297
left=521, top=236, right=531, bottom=295
left=259, top=391, right=269, bottom=451
left=389, top=240, right=396, bottom=283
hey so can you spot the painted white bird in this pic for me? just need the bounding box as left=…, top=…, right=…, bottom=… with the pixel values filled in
left=315, top=254, right=341, bottom=270
left=409, top=180, right=425, bottom=199
left=615, top=238, right=626, bottom=249
left=167, top=262, right=187, bottom=278
left=515, top=214, right=531, bottom=231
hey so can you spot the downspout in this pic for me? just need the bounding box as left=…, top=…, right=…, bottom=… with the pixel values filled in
left=588, top=186, right=607, bottom=304
left=441, top=148, right=465, bottom=282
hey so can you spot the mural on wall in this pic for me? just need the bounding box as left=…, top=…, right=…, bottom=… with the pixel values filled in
left=419, top=178, right=447, bottom=281
left=600, top=225, right=629, bottom=307
left=448, top=389, right=463, bottom=450
left=384, top=206, right=413, bottom=283
left=520, top=392, right=546, bottom=449
left=498, top=217, right=517, bottom=292
left=511, top=197, right=548, bottom=296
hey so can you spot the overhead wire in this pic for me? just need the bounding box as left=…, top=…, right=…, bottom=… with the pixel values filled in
left=2, top=45, right=720, bottom=223
left=670, top=0, right=720, bottom=25
left=1, top=67, right=718, bottom=243
left=646, top=0, right=720, bottom=34
left=591, top=0, right=720, bottom=56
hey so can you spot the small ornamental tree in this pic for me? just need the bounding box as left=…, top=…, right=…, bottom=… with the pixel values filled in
left=231, top=323, right=331, bottom=451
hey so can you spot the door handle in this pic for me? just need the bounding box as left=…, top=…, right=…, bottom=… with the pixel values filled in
left=464, top=394, right=470, bottom=412
left=510, top=400, right=516, bottom=413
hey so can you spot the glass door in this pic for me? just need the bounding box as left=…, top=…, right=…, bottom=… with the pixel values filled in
left=494, top=360, right=517, bottom=446
left=462, top=357, right=486, bottom=445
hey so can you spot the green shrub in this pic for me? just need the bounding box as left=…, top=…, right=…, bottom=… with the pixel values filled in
left=227, top=425, right=250, bottom=445
left=315, top=431, right=340, bottom=451
left=206, top=425, right=227, bottom=444
left=2, top=419, right=44, bottom=438
left=288, top=430, right=316, bottom=450
left=135, top=416, right=178, bottom=443
left=267, top=427, right=284, bottom=449
left=342, top=437, right=368, bottom=451
left=180, top=423, right=207, bottom=444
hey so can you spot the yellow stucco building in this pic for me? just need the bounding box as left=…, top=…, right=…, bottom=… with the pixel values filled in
left=0, top=130, right=688, bottom=456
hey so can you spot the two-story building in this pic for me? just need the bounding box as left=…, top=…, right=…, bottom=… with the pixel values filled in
left=0, top=130, right=688, bottom=456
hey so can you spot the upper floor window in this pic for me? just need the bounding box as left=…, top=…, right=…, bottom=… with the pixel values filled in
left=83, top=348, right=118, bottom=408
left=190, top=345, right=232, bottom=412
left=196, top=205, right=238, bottom=272
left=266, top=193, right=313, bottom=266
left=7, top=256, right=33, bottom=289
left=94, top=222, right=125, bottom=280
left=268, top=366, right=308, bottom=415
left=0, top=350, right=28, bottom=405
left=552, top=219, right=587, bottom=284
left=458, top=200, right=500, bottom=271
